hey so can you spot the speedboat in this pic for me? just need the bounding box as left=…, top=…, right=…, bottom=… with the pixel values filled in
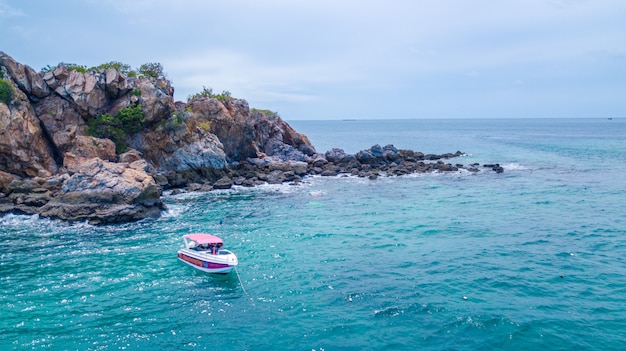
left=177, top=234, right=238, bottom=274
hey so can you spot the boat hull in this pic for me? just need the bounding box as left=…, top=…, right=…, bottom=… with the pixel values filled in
left=177, top=249, right=238, bottom=274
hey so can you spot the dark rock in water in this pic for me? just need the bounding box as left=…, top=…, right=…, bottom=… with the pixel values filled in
left=306, top=144, right=501, bottom=180
left=320, top=166, right=339, bottom=177
left=355, top=149, right=379, bottom=165
left=170, top=188, right=183, bottom=196
left=186, top=183, right=203, bottom=192
left=398, top=149, right=424, bottom=161
left=484, top=164, right=504, bottom=173
left=370, top=144, right=384, bottom=157
left=324, top=148, right=355, bottom=164
left=382, top=144, right=399, bottom=161
left=213, top=176, right=234, bottom=190
left=435, top=163, right=458, bottom=172
left=424, top=154, right=442, bottom=161
left=266, top=170, right=286, bottom=184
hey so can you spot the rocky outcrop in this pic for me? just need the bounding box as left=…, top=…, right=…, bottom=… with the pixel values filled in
left=0, top=154, right=163, bottom=225
left=204, top=145, right=505, bottom=190
left=181, top=97, right=314, bottom=163
left=0, top=51, right=320, bottom=223
left=0, top=78, right=59, bottom=177
left=316, top=145, right=464, bottom=177
left=37, top=155, right=163, bottom=224
left=483, top=163, right=504, bottom=173
left=0, top=52, right=173, bottom=223
left=0, top=51, right=503, bottom=224
left=127, top=103, right=229, bottom=184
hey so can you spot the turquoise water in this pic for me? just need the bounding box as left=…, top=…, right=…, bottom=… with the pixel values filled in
left=2, top=118, right=626, bottom=350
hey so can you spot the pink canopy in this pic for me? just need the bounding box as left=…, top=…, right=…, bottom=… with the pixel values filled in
left=184, top=233, right=224, bottom=245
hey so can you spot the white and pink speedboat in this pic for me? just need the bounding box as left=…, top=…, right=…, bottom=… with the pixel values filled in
left=177, top=234, right=238, bottom=274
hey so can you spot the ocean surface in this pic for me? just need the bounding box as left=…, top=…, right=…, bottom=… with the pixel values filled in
left=1, top=118, right=625, bottom=350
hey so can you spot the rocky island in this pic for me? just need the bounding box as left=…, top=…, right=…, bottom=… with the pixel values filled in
left=0, top=52, right=503, bottom=224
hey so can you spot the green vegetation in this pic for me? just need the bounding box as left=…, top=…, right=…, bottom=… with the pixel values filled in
left=94, top=61, right=133, bottom=76
left=188, top=86, right=213, bottom=100
left=188, top=86, right=233, bottom=102
left=0, top=79, right=14, bottom=105
left=159, top=110, right=188, bottom=131
left=87, top=113, right=125, bottom=153
left=213, top=90, right=232, bottom=101
left=115, top=104, right=145, bottom=134
left=87, top=104, right=145, bottom=153
left=60, top=63, right=88, bottom=73
left=41, top=61, right=167, bottom=79
left=196, top=120, right=213, bottom=132
left=251, top=108, right=278, bottom=116
left=138, top=62, right=164, bottom=79
left=42, top=62, right=89, bottom=73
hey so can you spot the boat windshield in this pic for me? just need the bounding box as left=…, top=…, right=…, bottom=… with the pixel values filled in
left=188, top=240, right=223, bottom=254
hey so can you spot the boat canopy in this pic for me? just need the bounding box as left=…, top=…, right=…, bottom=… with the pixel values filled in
left=184, top=233, right=224, bottom=245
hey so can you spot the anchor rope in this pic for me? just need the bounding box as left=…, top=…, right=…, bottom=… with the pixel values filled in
left=234, top=266, right=252, bottom=301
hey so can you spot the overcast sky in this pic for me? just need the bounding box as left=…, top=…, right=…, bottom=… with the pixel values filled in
left=1, top=0, right=625, bottom=120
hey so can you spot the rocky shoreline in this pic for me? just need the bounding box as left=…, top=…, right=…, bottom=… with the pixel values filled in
left=180, top=146, right=504, bottom=192
left=0, top=52, right=503, bottom=224
left=0, top=146, right=502, bottom=224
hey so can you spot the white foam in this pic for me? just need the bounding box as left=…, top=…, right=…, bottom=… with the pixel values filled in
left=160, top=204, right=188, bottom=218
left=502, top=163, right=529, bottom=171
left=404, top=169, right=474, bottom=178
left=163, top=190, right=209, bottom=200
left=309, top=190, right=326, bottom=197
left=0, top=213, right=93, bottom=233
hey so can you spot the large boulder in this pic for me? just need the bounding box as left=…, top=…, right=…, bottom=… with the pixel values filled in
left=72, top=135, right=116, bottom=161
left=38, top=155, right=163, bottom=224
left=325, top=148, right=356, bottom=164
left=134, top=77, right=174, bottom=124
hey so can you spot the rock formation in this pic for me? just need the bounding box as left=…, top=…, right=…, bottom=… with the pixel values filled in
left=37, top=155, right=162, bottom=225
left=0, top=51, right=501, bottom=224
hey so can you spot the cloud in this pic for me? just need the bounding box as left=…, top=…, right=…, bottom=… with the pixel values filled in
left=165, top=49, right=364, bottom=103
left=0, top=1, right=24, bottom=18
